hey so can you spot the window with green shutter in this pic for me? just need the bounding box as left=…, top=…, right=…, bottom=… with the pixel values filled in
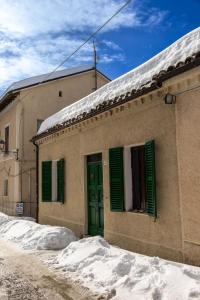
left=57, top=159, right=65, bottom=203
left=42, top=161, right=52, bottom=202
left=145, top=140, right=157, bottom=218
left=109, top=147, right=124, bottom=212
left=130, top=145, right=146, bottom=212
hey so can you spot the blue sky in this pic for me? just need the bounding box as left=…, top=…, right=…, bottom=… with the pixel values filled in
left=0, top=0, right=199, bottom=94
left=103, top=0, right=200, bottom=79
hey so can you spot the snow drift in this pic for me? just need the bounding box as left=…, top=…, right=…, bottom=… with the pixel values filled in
left=0, top=212, right=77, bottom=250
left=38, top=27, right=200, bottom=134
left=51, top=236, right=200, bottom=300
left=0, top=212, right=200, bottom=299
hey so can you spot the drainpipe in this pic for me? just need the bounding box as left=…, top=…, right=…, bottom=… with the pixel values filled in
left=33, top=141, right=39, bottom=223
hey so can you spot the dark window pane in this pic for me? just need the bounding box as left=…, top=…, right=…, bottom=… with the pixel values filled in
left=131, top=145, right=146, bottom=211
left=139, top=147, right=146, bottom=210
left=87, top=153, right=102, bottom=163
left=4, top=179, right=8, bottom=196
left=5, top=126, right=9, bottom=153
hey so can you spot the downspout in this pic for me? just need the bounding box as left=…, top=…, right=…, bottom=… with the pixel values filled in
left=18, top=95, right=24, bottom=204
left=33, top=141, right=39, bottom=223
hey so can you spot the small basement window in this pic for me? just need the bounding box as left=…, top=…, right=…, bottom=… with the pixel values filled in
left=4, top=179, right=8, bottom=196
left=59, top=91, right=63, bottom=97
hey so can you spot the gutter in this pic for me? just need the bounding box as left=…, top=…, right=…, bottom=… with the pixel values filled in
left=33, top=140, right=39, bottom=223
left=31, top=55, right=200, bottom=143
left=31, top=83, right=160, bottom=142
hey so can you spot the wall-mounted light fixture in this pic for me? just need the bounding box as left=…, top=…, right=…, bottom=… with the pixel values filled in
left=0, top=139, right=19, bottom=160
left=164, top=93, right=176, bottom=104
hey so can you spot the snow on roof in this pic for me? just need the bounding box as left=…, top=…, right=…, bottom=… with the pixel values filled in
left=38, top=27, right=200, bottom=135
left=0, top=65, right=94, bottom=101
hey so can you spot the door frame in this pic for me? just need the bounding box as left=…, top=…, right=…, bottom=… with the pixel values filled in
left=85, top=152, right=104, bottom=236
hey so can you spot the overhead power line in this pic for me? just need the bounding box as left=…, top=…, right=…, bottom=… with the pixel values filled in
left=45, top=0, right=132, bottom=80
left=18, top=0, right=132, bottom=102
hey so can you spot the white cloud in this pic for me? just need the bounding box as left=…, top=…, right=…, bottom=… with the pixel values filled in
left=0, top=0, right=139, bottom=37
left=0, top=0, right=167, bottom=94
left=101, top=40, right=122, bottom=50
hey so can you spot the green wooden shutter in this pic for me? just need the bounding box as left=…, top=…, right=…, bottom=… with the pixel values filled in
left=145, top=140, right=157, bottom=218
left=42, top=161, right=52, bottom=202
left=57, top=159, right=65, bottom=203
left=109, top=147, right=124, bottom=212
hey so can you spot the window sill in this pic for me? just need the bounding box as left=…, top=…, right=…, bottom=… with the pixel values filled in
left=41, top=201, right=63, bottom=204
left=126, top=210, right=149, bottom=216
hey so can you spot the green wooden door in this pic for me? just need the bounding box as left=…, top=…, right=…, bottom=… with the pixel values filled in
left=87, top=159, right=104, bottom=236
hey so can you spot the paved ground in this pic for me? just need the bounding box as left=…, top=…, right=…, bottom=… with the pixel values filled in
left=0, top=240, right=103, bottom=300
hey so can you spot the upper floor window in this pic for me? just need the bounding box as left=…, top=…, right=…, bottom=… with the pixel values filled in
left=5, top=126, right=9, bottom=153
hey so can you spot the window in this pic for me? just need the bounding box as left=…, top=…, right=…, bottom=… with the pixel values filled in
left=4, top=179, right=8, bottom=196
left=37, top=119, right=44, bottom=131
left=109, top=140, right=157, bottom=218
left=59, top=91, right=63, bottom=97
left=42, top=159, right=65, bottom=203
left=131, top=145, right=146, bottom=212
left=5, top=126, right=9, bottom=153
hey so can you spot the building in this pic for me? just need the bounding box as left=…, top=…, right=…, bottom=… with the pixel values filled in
left=0, top=65, right=109, bottom=217
left=32, top=28, right=200, bottom=265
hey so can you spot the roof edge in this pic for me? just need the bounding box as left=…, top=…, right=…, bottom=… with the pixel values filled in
left=0, top=67, right=110, bottom=113
left=32, top=55, right=200, bottom=143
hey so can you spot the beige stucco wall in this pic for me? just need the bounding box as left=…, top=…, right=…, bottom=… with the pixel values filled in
left=37, top=66, right=200, bottom=265
left=0, top=70, right=109, bottom=217
left=0, top=100, right=20, bottom=210
left=176, top=87, right=200, bottom=265
left=21, top=71, right=108, bottom=209
left=38, top=93, right=183, bottom=263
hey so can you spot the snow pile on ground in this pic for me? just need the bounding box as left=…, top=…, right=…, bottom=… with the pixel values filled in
left=51, top=236, right=200, bottom=300
left=0, top=212, right=11, bottom=225
left=14, top=216, right=36, bottom=222
left=0, top=212, right=77, bottom=250
left=38, top=27, right=200, bottom=134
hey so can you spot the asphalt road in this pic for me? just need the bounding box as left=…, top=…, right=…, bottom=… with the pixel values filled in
left=0, top=240, right=102, bottom=300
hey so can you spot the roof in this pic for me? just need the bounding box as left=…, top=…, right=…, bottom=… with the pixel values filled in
left=0, top=65, right=110, bottom=110
left=34, top=27, right=200, bottom=141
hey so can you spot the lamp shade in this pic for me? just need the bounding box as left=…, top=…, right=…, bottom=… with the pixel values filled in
left=164, top=93, right=176, bottom=104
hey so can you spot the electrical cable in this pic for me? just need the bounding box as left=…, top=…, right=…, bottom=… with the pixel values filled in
left=17, top=0, right=132, bottom=102
left=0, top=0, right=132, bottom=180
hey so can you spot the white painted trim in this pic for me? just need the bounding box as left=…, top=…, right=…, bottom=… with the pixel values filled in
left=124, top=142, right=145, bottom=211
left=124, top=148, right=133, bottom=211
left=124, top=142, right=144, bottom=149
left=81, top=149, right=104, bottom=156
left=4, top=123, right=10, bottom=130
